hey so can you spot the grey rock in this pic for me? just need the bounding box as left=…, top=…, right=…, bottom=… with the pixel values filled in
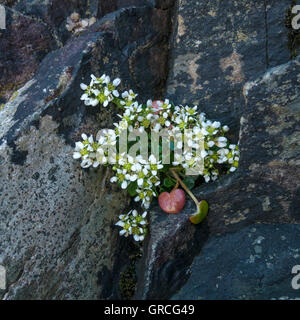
left=136, top=20, right=300, bottom=299
left=135, top=200, right=210, bottom=300
left=0, top=3, right=174, bottom=299
left=267, top=0, right=292, bottom=67
left=1, top=0, right=299, bottom=300
left=172, top=224, right=300, bottom=300
left=6, top=0, right=155, bottom=44
left=166, top=0, right=292, bottom=131
left=0, top=7, right=58, bottom=104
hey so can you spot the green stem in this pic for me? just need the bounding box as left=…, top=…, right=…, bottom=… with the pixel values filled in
left=170, top=168, right=199, bottom=207
left=113, top=98, right=125, bottom=110
left=172, top=181, right=179, bottom=192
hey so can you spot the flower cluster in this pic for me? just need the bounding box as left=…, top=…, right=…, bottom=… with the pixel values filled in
left=112, top=98, right=240, bottom=183
left=73, top=74, right=240, bottom=242
left=110, top=154, right=162, bottom=209
left=73, top=130, right=117, bottom=168
left=115, top=210, right=148, bottom=242
left=80, top=74, right=121, bottom=107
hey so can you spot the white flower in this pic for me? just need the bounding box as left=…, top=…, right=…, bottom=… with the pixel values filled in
left=122, top=90, right=138, bottom=101
left=212, top=121, right=221, bottom=128
left=81, top=158, right=92, bottom=168
left=74, top=74, right=240, bottom=215
left=142, top=211, right=147, bottom=218
left=110, top=176, right=118, bottom=183
left=204, top=175, right=210, bottom=183
left=113, top=78, right=121, bottom=87
left=147, top=154, right=163, bottom=176
left=91, top=99, right=99, bottom=106
left=100, top=74, right=110, bottom=84
left=185, top=105, right=198, bottom=116
left=134, top=188, right=155, bottom=208
left=80, top=83, right=88, bottom=90
left=223, top=125, right=229, bottom=132
left=119, top=229, right=126, bottom=236
left=216, top=136, right=228, bottom=148
left=115, top=209, right=148, bottom=242
left=201, top=150, right=208, bottom=158
left=73, top=152, right=81, bottom=159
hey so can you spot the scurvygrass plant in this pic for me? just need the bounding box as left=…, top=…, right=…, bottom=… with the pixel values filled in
left=73, top=74, right=239, bottom=242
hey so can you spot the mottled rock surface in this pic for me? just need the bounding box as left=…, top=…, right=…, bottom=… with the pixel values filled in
left=0, top=2, right=174, bottom=299
left=135, top=1, right=300, bottom=300
left=136, top=55, right=300, bottom=300
left=3, top=0, right=155, bottom=43
left=0, top=0, right=167, bottom=104
left=172, top=224, right=300, bottom=300
left=1, top=0, right=299, bottom=300
left=0, top=7, right=58, bottom=104
left=166, top=0, right=291, bottom=131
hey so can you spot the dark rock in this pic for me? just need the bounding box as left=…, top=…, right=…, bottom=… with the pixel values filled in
left=136, top=44, right=300, bottom=300
left=172, top=224, right=300, bottom=300
left=166, top=0, right=292, bottom=132
left=98, top=1, right=152, bottom=18
left=0, top=7, right=58, bottom=104
left=7, top=1, right=155, bottom=44
left=0, top=0, right=174, bottom=105
left=0, top=4, right=173, bottom=299
left=1, top=0, right=298, bottom=301
left=134, top=1, right=300, bottom=299
left=11, top=0, right=97, bottom=44
left=267, top=0, right=291, bottom=67
left=0, top=0, right=17, bottom=7
left=135, top=200, right=209, bottom=299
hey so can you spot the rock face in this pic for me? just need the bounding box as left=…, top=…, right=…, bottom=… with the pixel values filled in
left=135, top=1, right=300, bottom=300
left=172, top=224, right=300, bottom=300
left=1, top=0, right=299, bottom=300
left=0, top=2, right=174, bottom=299
left=0, top=0, right=168, bottom=104
left=166, top=0, right=291, bottom=131
left=3, top=0, right=155, bottom=44
left=0, top=7, right=58, bottom=104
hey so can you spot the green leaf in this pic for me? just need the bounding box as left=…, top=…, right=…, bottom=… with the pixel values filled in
left=183, top=176, right=197, bottom=190
left=127, top=182, right=138, bottom=197
left=199, top=200, right=209, bottom=215
left=163, top=178, right=176, bottom=188
left=189, top=200, right=209, bottom=225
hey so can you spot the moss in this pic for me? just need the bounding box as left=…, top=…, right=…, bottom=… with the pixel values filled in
left=0, top=82, right=22, bottom=104
left=44, top=67, right=73, bottom=103
left=1, top=0, right=17, bottom=7
left=0, top=104, right=5, bottom=111
left=285, top=0, right=300, bottom=59
left=119, top=246, right=143, bottom=300
left=119, top=265, right=136, bottom=299
left=10, top=90, right=19, bottom=101
left=86, top=0, right=91, bottom=17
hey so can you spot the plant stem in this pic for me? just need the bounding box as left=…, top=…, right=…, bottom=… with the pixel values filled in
left=172, top=181, right=179, bottom=191
left=113, top=98, right=125, bottom=110
left=170, top=168, right=199, bottom=207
